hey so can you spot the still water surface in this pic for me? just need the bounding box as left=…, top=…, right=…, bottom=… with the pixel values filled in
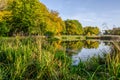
left=62, top=40, right=119, bottom=65
left=72, top=42, right=111, bottom=65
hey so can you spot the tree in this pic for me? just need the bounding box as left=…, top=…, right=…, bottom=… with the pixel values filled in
left=44, top=10, right=65, bottom=36
left=0, top=0, right=65, bottom=36
left=0, top=21, right=9, bottom=36
left=64, top=19, right=83, bottom=35
left=6, top=0, right=43, bottom=35
left=83, top=26, right=100, bottom=36
left=83, top=41, right=99, bottom=49
left=0, top=10, right=11, bottom=36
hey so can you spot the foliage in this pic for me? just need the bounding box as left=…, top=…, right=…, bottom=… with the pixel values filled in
left=64, top=19, right=83, bottom=35
left=44, top=10, right=65, bottom=36
left=0, top=0, right=65, bottom=36
left=0, top=21, right=9, bottom=36
left=83, top=40, right=99, bottom=48
left=83, top=26, right=100, bottom=36
left=6, top=0, right=43, bottom=35
left=0, top=11, right=11, bottom=36
left=0, top=38, right=120, bottom=79
left=104, top=28, right=120, bottom=35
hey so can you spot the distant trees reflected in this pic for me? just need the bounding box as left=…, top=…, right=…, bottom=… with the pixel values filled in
left=83, top=40, right=99, bottom=49
left=44, top=40, right=100, bottom=55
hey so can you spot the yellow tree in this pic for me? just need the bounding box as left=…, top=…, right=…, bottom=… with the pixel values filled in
left=0, top=0, right=65, bottom=36
left=45, top=10, right=65, bottom=36
left=83, top=26, right=100, bottom=35
left=0, top=0, right=11, bottom=36
left=65, top=19, right=83, bottom=35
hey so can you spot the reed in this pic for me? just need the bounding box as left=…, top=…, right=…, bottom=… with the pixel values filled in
left=0, top=37, right=120, bottom=80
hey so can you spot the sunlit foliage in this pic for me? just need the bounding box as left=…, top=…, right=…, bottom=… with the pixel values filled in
left=83, top=26, right=100, bottom=36
left=0, top=0, right=65, bottom=36
left=83, top=41, right=99, bottom=48
left=64, top=19, right=83, bottom=35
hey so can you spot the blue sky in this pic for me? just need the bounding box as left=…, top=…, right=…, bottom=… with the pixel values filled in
left=40, top=0, right=120, bottom=30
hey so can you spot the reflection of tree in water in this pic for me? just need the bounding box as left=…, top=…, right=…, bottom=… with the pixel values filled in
left=42, top=40, right=63, bottom=51
left=83, top=40, right=99, bottom=49
left=42, top=40, right=100, bottom=56
left=64, top=41, right=84, bottom=50
left=61, top=41, right=84, bottom=55
left=104, top=42, right=111, bottom=46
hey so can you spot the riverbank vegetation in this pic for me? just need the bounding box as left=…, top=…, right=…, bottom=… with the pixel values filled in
left=0, top=38, right=119, bottom=80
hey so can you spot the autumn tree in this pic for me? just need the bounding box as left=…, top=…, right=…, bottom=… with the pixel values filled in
left=6, top=0, right=44, bottom=35
left=44, top=10, right=65, bottom=36
left=83, top=41, right=99, bottom=49
left=83, top=26, right=100, bottom=36
left=0, top=0, right=66, bottom=36
left=64, top=19, right=83, bottom=35
left=0, top=0, right=11, bottom=36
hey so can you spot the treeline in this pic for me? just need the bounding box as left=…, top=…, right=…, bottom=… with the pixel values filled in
left=104, top=28, right=120, bottom=35
left=0, top=0, right=100, bottom=36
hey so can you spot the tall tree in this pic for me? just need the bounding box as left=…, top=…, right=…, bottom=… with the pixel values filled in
left=7, top=0, right=42, bottom=35
left=0, top=4, right=11, bottom=36
left=0, top=0, right=65, bottom=36
left=64, top=19, right=83, bottom=35
left=83, top=26, right=100, bottom=36
left=44, top=10, right=65, bottom=36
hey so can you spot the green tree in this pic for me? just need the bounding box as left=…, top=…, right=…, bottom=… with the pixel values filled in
left=83, top=26, right=100, bottom=36
left=0, top=21, right=9, bottom=36
left=44, top=10, right=65, bottom=36
left=7, top=0, right=43, bottom=35
left=64, top=19, right=83, bottom=35
left=0, top=11, right=11, bottom=36
left=0, top=0, right=65, bottom=36
left=83, top=41, right=99, bottom=49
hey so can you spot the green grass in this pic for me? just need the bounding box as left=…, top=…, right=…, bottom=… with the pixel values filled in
left=53, top=35, right=86, bottom=41
left=0, top=37, right=120, bottom=80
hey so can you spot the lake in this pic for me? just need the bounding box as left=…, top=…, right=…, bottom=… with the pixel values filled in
left=59, top=40, right=120, bottom=65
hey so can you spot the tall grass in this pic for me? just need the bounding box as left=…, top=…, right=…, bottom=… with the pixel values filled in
left=106, top=48, right=120, bottom=79
left=0, top=37, right=120, bottom=80
left=0, top=37, right=73, bottom=80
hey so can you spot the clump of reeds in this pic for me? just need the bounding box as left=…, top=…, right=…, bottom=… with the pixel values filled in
left=0, top=37, right=74, bottom=80
left=0, top=37, right=120, bottom=80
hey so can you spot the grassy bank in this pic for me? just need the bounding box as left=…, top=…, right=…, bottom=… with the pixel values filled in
left=0, top=37, right=120, bottom=80
left=53, top=35, right=86, bottom=41
left=52, top=35, right=120, bottom=41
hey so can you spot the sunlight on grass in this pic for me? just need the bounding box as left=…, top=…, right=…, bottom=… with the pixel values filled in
left=0, top=37, right=120, bottom=80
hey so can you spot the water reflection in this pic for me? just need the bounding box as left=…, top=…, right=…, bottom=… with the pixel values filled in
left=61, top=40, right=118, bottom=65
left=44, top=40, right=119, bottom=66
left=63, top=40, right=100, bottom=56
left=72, top=42, right=111, bottom=65
left=83, top=40, right=99, bottom=49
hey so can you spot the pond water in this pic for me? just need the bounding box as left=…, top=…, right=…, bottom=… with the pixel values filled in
left=61, top=40, right=120, bottom=65
left=72, top=42, right=111, bottom=65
